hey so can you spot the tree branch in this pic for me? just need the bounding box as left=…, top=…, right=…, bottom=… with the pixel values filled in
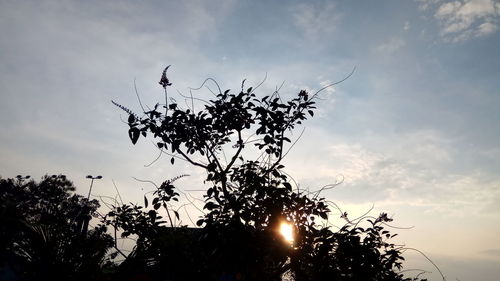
left=175, top=148, right=208, bottom=169
left=224, top=130, right=244, bottom=174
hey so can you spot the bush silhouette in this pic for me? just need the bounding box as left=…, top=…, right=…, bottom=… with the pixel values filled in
left=0, top=175, right=113, bottom=281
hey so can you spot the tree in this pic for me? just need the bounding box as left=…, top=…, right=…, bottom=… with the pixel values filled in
left=109, top=66, right=428, bottom=281
left=0, top=175, right=113, bottom=281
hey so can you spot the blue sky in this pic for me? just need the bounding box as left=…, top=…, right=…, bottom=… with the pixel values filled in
left=1, top=0, right=499, bottom=279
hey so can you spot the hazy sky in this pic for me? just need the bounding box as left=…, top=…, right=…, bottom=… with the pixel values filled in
left=1, top=0, right=499, bottom=280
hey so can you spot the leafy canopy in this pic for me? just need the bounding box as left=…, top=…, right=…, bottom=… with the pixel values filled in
left=0, top=175, right=113, bottom=281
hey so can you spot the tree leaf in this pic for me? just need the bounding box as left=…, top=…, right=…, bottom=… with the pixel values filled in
left=128, top=114, right=136, bottom=123
left=204, top=202, right=218, bottom=210
left=319, top=212, right=328, bottom=220
left=283, top=182, right=292, bottom=191
left=128, top=127, right=140, bottom=145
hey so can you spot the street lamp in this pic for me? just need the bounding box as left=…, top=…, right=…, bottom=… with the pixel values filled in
left=86, top=175, right=102, bottom=199
left=79, top=175, right=102, bottom=237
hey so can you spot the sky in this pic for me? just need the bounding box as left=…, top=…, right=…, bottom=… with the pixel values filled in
left=1, top=0, right=499, bottom=279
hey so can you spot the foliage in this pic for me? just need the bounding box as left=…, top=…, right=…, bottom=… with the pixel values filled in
left=0, top=68, right=435, bottom=280
left=107, top=67, right=428, bottom=281
left=0, top=175, right=113, bottom=281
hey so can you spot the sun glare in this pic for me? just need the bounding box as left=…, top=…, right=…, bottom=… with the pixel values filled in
left=279, top=221, right=294, bottom=244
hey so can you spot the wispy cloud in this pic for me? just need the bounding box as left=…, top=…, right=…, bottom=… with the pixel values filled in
left=291, top=2, right=340, bottom=39
left=416, top=0, right=441, bottom=11
left=285, top=127, right=500, bottom=217
left=373, top=38, right=406, bottom=54
left=427, top=0, right=500, bottom=42
left=319, top=79, right=337, bottom=95
left=404, top=21, right=411, bottom=30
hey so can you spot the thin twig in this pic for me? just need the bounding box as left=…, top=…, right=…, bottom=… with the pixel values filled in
left=401, top=247, right=446, bottom=281
left=250, top=72, right=268, bottom=94
left=111, top=180, right=124, bottom=205
left=280, top=127, right=306, bottom=161
left=311, top=66, right=356, bottom=100
left=132, top=177, right=159, bottom=189
left=144, top=146, right=164, bottom=167
left=133, top=78, right=146, bottom=113
left=189, top=77, right=223, bottom=96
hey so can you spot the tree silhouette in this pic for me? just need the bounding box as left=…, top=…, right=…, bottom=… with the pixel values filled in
left=0, top=175, right=113, bottom=281
left=108, top=67, right=429, bottom=281
left=0, top=67, right=437, bottom=280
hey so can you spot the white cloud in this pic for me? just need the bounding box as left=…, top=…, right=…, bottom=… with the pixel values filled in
left=433, top=0, right=500, bottom=41
left=436, top=1, right=462, bottom=17
left=478, top=20, right=499, bottom=34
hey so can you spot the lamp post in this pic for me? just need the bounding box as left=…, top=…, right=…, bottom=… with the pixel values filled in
left=86, top=175, right=102, bottom=199
left=80, top=175, right=102, bottom=237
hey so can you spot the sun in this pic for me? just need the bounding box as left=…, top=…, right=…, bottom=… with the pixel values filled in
left=279, top=221, right=294, bottom=244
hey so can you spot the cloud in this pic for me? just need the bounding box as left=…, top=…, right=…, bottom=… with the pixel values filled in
left=0, top=0, right=240, bottom=199
left=291, top=2, right=340, bottom=39
left=284, top=126, right=500, bottom=217
left=477, top=20, right=499, bottom=34
left=373, top=38, right=406, bottom=54
left=404, top=21, right=411, bottom=30
left=433, top=0, right=500, bottom=42
left=319, top=79, right=337, bottom=96
left=416, top=0, right=441, bottom=10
